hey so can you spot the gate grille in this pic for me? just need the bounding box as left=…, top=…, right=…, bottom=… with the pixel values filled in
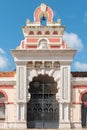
left=27, top=75, right=59, bottom=128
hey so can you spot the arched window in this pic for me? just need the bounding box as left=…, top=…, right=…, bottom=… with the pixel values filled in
left=38, top=39, right=48, bottom=49
left=82, top=92, right=87, bottom=102
left=0, top=93, right=5, bottom=119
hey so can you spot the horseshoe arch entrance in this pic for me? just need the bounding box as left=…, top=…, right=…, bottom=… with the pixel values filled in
left=27, top=74, right=59, bottom=128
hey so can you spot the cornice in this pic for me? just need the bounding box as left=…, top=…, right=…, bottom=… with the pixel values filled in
left=11, top=49, right=76, bottom=62
left=0, top=81, right=16, bottom=85
left=0, top=77, right=16, bottom=85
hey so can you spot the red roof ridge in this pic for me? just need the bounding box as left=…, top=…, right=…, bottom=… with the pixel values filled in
left=0, top=71, right=16, bottom=77
left=71, top=72, right=87, bottom=77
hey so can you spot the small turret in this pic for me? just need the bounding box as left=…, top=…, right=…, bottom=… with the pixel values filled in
left=16, top=3, right=70, bottom=50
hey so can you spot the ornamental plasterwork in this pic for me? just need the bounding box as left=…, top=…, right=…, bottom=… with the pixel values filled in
left=27, top=61, right=60, bottom=69
left=34, top=61, right=42, bottom=68
left=44, top=61, right=52, bottom=68
left=62, top=67, right=68, bottom=99
left=22, top=26, right=65, bottom=37
left=38, top=39, right=48, bottom=49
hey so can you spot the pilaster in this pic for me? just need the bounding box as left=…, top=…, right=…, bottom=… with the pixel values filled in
left=16, top=62, right=27, bottom=128
left=59, top=64, right=71, bottom=128
left=16, top=64, right=27, bottom=102
left=60, top=65, right=71, bottom=102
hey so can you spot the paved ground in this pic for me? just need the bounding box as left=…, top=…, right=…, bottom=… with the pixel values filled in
left=0, top=128, right=87, bottom=130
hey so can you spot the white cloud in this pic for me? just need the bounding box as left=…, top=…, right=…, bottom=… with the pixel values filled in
left=0, top=48, right=9, bottom=70
left=85, top=11, right=87, bottom=17
left=0, top=55, right=8, bottom=69
left=0, top=48, right=6, bottom=54
left=75, top=61, right=87, bottom=71
left=0, top=48, right=15, bottom=71
left=84, top=11, right=87, bottom=23
left=63, top=32, right=83, bottom=51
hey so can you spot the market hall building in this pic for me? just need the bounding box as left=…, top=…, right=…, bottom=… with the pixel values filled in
left=0, top=3, right=87, bottom=129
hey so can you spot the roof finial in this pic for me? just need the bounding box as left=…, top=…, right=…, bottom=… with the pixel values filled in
left=41, top=3, right=46, bottom=12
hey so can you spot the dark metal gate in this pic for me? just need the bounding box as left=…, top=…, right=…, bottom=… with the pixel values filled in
left=81, top=93, right=87, bottom=128
left=27, top=74, right=59, bottom=128
left=81, top=102, right=87, bottom=128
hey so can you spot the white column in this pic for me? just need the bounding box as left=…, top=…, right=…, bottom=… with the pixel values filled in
left=59, top=64, right=71, bottom=128
left=16, top=63, right=27, bottom=126
left=16, top=65, right=27, bottom=102
left=59, top=103, right=63, bottom=121
left=63, top=103, right=70, bottom=121
left=17, top=103, right=26, bottom=121
left=60, top=65, right=71, bottom=102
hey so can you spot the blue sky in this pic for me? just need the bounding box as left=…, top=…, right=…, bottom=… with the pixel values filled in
left=0, top=0, right=87, bottom=72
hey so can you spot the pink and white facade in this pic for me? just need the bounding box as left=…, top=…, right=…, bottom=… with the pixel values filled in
left=0, top=3, right=87, bottom=129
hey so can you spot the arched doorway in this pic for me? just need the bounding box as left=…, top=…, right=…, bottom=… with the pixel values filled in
left=27, top=74, right=59, bottom=128
left=0, top=93, right=5, bottom=119
left=81, top=92, right=87, bottom=128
